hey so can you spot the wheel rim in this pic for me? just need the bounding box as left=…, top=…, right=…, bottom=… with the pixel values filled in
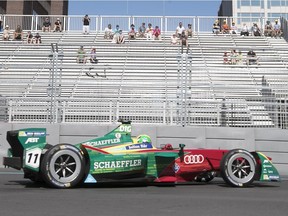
left=49, top=150, right=82, bottom=184
left=226, top=153, right=255, bottom=184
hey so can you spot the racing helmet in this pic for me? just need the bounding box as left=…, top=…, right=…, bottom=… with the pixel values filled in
left=136, top=134, right=151, bottom=143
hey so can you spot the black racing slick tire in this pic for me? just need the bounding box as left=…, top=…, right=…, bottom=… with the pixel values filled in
left=41, top=144, right=86, bottom=188
left=220, top=149, right=257, bottom=187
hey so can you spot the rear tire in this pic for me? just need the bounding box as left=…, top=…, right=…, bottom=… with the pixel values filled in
left=41, top=144, right=86, bottom=188
left=220, top=149, right=256, bottom=187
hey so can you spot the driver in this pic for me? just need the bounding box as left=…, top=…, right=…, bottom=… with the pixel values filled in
left=136, top=134, right=151, bottom=143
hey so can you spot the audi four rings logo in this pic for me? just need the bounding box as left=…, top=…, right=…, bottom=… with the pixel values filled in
left=184, top=154, right=205, bottom=164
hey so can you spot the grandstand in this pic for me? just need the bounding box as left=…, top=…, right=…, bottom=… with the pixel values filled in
left=0, top=15, right=287, bottom=128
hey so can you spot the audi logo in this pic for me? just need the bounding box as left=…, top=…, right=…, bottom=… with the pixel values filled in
left=184, top=154, right=205, bottom=164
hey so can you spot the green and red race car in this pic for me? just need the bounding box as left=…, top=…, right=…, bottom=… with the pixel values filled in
left=3, top=120, right=280, bottom=188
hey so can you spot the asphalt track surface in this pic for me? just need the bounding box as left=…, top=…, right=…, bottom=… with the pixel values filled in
left=0, top=168, right=287, bottom=216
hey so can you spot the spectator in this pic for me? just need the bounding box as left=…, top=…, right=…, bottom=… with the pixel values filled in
left=0, top=16, right=2, bottom=32
left=212, top=20, right=220, bottom=35
left=2, top=25, right=10, bottom=41
left=230, top=49, right=237, bottom=65
left=146, top=23, right=153, bottom=40
left=221, top=20, right=229, bottom=34
left=170, top=33, right=179, bottom=45
left=237, top=51, right=243, bottom=65
left=185, top=24, right=193, bottom=37
left=138, top=22, right=146, bottom=38
left=246, top=49, right=259, bottom=65
left=273, top=20, right=282, bottom=38
left=26, top=31, right=34, bottom=44
left=117, top=30, right=125, bottom=44
left=82, top=14, right=90, bottom=34
left=77, top=46, right=86, bottom=64
left=152, top=25, right=161, bottom=40
left=179, top=31, right=188, bottom=47
left=230, top=22, right=237, bottom=34
left=111, top=25, right=121, bottom=43
left=223, top=51, right=229, bottom=64
left=264, top=20, right=273, bottom=37
left=104, top=24, right=113, bottom=39
left=251, top=23, right=261, bottom=36
left=53, top=18, right=62, bottom=32
left=90, top=48, right=98, bottom=64
left=240, top=23, right=249, bottom=36
left=42, top=17, right=51, bottom=32
left=176, top=22, right=185, bottom=38
left=14, top=25, right=23, bottom=40
left=128, top=24, right=136, bottom=40
left=34, top=32, right=42, bottom=44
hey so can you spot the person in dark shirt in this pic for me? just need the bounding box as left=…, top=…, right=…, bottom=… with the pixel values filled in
left=246, top=49, right=259, bottom=65
left=53, top=18, right=62, bottom=32
left=34, top=32, right=42, bottom=44
left=42, top=17, right=51, bottom=32
left=14, top=25, right=23, bottom=40
left=82, top=14, right=90, bottom=34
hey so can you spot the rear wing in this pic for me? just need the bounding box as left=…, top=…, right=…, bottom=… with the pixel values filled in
left=7, top=128, right=47, bottom=156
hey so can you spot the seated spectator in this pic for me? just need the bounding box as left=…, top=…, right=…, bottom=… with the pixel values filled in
left=111, top=25, right=121, bottom=43
left=273, top=20, right=282, bottom=38
left=176, top=22, right=185, bottom=38
left=53, top=18, right=62, bottom=32
left=236, top=51, right=243, bottom=65
left=104, top=24, right=113, bottom=39
left=26, top=31, right=34, bottom=44
left=230, top=49, right=237, bottom=65
left=223, top=51, right=229, bottom=64
left=179, top=31, right=188, bottom=47
left=138, top=22, right=146, bottom=38
left=90, top=48, right=98, bottom=64
left=14, top=25, right=23, bottom=40
left=212, top=20, right=220, bottom=35
left=76, top=46, right=86, bottom=64
left=0, top=16, right=2, bottom=32
left=42, top=17, right=51, bottom=32
left=34, top=32, right=42, bottom=44
left=128, top=24, right=136, bottom=40
left=246, top=49, right=259, bottom=65
left=230, top=22, right=237, bottom=34
left=153, top=26, right=161, bottom=40
left=251, top=23, right=261, bottom=36
left=221, top=20, right=229, bottom=34
left=170, top=33, right=179, bottom=45
left=240, top=23, right=249, bottom=36
left=264, top=20, right=273, bottom=37
left=117, top=30, right=125, bottom=44
left=146, top=23, right=153, bottom=40
left=185, top=24, right=193, bottom=37
left=2, top=25, right=10, bottom=41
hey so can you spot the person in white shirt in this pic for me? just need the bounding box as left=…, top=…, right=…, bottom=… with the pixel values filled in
left=104, top=24, right=113, bottom=39
left=176, top=22, right=185, bottom=38
left=240, top=23, right=249, bottom=36
left=230, top=22, right=237, bottom=34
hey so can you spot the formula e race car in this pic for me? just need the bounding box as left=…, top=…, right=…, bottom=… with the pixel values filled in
left=3, top=120, right=280, bottom=188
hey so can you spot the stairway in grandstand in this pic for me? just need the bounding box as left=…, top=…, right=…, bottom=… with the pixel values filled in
left=1, top=31, right=288, bottom=126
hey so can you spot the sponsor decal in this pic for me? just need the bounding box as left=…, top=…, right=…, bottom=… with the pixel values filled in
left=25, top=137, right=39, bottom=144
left=83, top=138, right=121, bottom=147
left=174, top=163, right=180, bottom=173
left=184, top=154, right=205, bottom=164
left=19, top=131, right=46, bottom=137
left=94, top=159, right=142, bottom=170
left=125, top=143, right=153, bottom=150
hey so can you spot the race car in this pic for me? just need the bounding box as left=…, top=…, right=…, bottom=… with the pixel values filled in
left=3, top=120, right=280, bottom=188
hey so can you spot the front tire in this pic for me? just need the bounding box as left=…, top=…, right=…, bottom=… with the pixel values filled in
left=220, top=149, right=257, bottom=187
left=41, top=144, right=86, bottom=188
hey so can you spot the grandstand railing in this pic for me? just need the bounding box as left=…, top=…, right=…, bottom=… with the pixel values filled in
left=1, top=14, right=283, bottom=32
left=0, top=96, right=287, bottom=129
